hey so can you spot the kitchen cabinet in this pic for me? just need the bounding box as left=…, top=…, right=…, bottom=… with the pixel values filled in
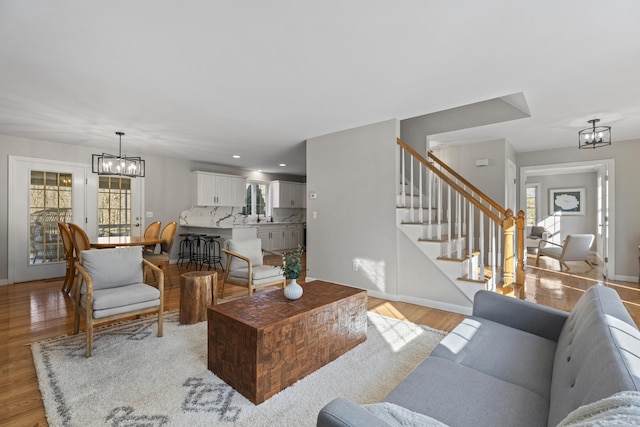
left=271, top=181, right=306, bottom=208
left=258, top=224, right=304, bottom=251
left=192, top=172, right=246, bottom=207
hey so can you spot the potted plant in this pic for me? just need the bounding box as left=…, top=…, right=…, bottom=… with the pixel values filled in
left=281, top=246, right=304, bottom=300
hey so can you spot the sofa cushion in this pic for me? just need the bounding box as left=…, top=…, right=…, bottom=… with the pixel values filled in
left=430, top=316, right=557, bottom=401
left=81, top=246, right=143, bottom=290
left=385, top=357, right=549, bottom=427
left=548, top=285, right=640, bottom=426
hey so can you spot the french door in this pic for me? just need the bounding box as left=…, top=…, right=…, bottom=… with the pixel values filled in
left=9, top=157, right=91, bottom=283
left=8, top=156, right=145, bottom=283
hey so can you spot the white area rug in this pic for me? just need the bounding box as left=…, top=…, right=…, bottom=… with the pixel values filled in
left=32, top=311, right=446, bottom=427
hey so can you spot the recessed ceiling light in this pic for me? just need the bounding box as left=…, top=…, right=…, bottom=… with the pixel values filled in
left=279, top=163, right=286, bottom=167
left=232, top=155, right=240, bottom=159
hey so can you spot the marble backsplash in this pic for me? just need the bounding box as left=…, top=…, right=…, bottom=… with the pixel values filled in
left=179, top=206, right=305, bottom=227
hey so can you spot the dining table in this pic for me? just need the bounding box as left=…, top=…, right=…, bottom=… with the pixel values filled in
left=90, top=235, right=166, bottom=249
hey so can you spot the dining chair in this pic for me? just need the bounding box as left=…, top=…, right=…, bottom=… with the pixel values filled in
left=57, top=222, right=76, bottom=295
left=74, top=246, right=164, bottom=357
left=221, top=238, right=285, bottom=297
left=68, top=223, right=91, bottom=256
left=143, top=221, right=162, bottom=254
left=143, top=221, right=177, bottom=284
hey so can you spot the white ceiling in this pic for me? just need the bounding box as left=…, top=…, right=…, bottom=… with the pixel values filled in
left=1, top=1, right=639, bottom=176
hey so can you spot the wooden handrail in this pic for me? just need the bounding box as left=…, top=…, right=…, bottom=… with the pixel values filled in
left=397, top=138, right=502, bottom=224
left=397, top=137, right=526, bottom=298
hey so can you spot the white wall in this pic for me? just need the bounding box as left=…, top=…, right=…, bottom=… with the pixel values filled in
left=306, top=119, right=399, bottom=295
left=432, top=139, right=509, bottom=206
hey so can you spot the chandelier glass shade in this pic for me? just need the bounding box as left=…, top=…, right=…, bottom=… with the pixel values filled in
left=578, top=119, right=611, bottom=149
left=92, top=132, right=145, bottom=177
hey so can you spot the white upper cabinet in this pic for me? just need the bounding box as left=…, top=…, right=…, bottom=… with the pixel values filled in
left=192, top=172, right=246, bottom=207
left=272, top=181, right=306, bottom=208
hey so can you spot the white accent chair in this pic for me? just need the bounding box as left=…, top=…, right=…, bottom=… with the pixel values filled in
left=535, top=234, right=595, bottom=271
left=74, top=246, right=164, bottom=357
left=221, top=238, right=285, bottom=297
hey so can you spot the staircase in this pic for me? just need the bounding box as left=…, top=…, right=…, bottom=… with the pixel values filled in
left=396, top=138, right=525, bottom=302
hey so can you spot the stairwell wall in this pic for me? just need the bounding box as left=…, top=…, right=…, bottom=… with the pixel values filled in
left=306, top=119, right=399, bottom=297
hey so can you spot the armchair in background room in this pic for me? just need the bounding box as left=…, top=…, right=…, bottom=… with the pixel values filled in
left=536, top=233, right=595, bottom=272
left=74, top=246, right=164, bottom=357
left=526, top=226, right=550, bottom=250
left=221, top=238, right=285, bottom=297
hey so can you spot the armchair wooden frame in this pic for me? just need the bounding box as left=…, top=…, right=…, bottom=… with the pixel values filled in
left=221, top=247, right=285, bottom=297
left=73, top=258, right=164, bottom=357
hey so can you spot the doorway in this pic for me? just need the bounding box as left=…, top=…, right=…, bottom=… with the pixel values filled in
left=519, top=159, right=615, bottom=279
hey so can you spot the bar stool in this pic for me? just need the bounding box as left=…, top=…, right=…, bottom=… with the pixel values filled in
left=189, top=234, right=207, bottom=269
left=177, top=233, right=195, bottom=266
left=202, top=235, right=224, bottom=271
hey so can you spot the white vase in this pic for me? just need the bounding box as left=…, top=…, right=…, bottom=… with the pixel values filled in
left=283, top=278, right=303, bottom=300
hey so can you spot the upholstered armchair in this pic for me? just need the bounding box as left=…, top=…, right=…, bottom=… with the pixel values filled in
left=221, top=238, right=285, bottom=297
left=74, top=246, right=164, bottom=357
left=536, top=234, right=595, bottom=272
left=526, top=226, right=550, bottom=250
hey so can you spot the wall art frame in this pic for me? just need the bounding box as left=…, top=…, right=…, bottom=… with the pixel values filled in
left=549, top=187, right=585, bottom=215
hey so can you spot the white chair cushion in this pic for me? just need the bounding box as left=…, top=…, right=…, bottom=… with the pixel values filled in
left=229, top=265, right=283, bottom=281
left=83, top=283, right=160, bottom=311
left=540, top=246, right=563, bottom=258
left=81, top=246, right=143, bottom=290
left=227, top=239, right=263, bottom=270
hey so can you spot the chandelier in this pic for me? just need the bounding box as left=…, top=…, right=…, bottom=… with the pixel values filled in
left=578, top=119, right=611, bottom=149
left=92, top=132, right=145, bottom=177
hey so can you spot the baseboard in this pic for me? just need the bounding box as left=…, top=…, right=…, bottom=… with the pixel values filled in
left=612, top=274, right=638, bottom=283
left=0, top=279, right=9, bottom=286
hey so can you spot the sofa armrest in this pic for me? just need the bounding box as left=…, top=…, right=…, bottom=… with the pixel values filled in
left=317, top=398, right=391, bottom=427
left=472, top=291, right=569, bottom=341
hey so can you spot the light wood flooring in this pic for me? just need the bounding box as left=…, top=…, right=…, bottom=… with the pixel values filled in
left=1, top=253, right=639, bottom=426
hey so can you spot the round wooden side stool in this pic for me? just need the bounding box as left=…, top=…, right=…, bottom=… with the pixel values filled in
left=179, top=271, right=217, bottom=324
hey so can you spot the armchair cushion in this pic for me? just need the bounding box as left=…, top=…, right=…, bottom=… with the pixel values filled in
left=84, top=283, right=160, bottom=311
left=85, top=289, right=161, bottom=319
left=81, top=246, right=143, bottom=290
left=227, top=239, right=263, bottom=270
left=229, top=265, right=284, bottom=285
left=529, top=226, right=546, bottom=238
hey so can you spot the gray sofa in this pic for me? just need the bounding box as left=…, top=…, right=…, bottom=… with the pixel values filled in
left=317, top=285, right=640, bottom=426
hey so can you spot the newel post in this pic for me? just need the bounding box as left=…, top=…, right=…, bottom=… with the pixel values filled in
left=515, top=210, right=526, bottom=299
left=502, top=209, right=515, bottom=293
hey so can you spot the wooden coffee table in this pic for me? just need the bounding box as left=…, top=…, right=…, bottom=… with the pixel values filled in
left=207, top=280, right=367, bottom=404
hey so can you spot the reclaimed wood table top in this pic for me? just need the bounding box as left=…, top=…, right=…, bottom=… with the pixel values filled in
left=210, top=280, right=367, bottom=328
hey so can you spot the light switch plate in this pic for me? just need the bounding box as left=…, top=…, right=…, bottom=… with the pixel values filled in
left=146, top=211, right=153, bottom=218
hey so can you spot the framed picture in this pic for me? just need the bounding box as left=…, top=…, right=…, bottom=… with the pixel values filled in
left=549, top=187, right=585, bottom=215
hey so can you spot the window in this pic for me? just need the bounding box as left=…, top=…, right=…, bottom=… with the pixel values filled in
left=525, top=184, right=539, bottom=227
left=98, top=177, right=131, bottom=237
left=29, top=171, right=73, bottom=263
left=245, top=182, right=268, bottom=217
